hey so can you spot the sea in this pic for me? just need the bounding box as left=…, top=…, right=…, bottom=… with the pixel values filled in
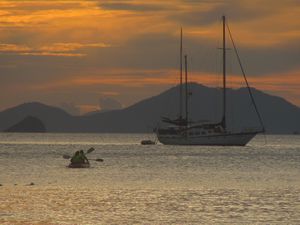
left=0, top=133, right=299, bottom=224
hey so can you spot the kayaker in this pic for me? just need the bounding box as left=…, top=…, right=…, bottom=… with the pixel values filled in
left=70, top=151, right=82, bottom=164
left=79, top=150, right=89, bottom=164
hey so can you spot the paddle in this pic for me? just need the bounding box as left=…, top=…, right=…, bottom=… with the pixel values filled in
left=85, top=148, right=104, bottom=162
left=62, top=147, right=95, bottom=159
left=62, top=147, right=103, bottom=162
left=63, top=154, right=71, bottom=159
left=86, top=147, right=95, bottom=154
left=89, top=158, right=104, bottom=162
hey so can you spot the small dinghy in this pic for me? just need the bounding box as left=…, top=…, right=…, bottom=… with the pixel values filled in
left=67, top=162, right=90, bottom=168
left=141, top=140, right=156, bottom=145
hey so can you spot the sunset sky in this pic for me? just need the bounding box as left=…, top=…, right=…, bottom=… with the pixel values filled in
left=0, top=0, right=299, bottom=114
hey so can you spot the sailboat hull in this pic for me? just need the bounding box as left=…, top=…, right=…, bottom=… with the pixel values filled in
left=157, top=132, right=258, bottom=146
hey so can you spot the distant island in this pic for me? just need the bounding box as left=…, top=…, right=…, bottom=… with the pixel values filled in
left=4, top=116, right=46, bottom=133
left=0, top=83, right=299, bottom=134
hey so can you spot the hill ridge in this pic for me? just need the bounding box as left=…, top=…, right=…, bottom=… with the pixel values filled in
left=0, top=83, right=299, bottom=134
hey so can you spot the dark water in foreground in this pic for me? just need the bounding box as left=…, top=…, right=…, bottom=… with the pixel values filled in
left=0, top=133, right=300, bottom=224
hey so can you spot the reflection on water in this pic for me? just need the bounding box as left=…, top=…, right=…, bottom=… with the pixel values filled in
left=0, top=133, right=300, bottom=224
left=1, top=187, right=300, bottom=224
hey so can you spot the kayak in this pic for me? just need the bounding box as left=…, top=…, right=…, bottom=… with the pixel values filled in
left=67, top=163, right=90, bottom=168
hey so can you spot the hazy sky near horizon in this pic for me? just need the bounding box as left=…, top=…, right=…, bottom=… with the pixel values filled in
left=0, top=0, right=299, bottom=114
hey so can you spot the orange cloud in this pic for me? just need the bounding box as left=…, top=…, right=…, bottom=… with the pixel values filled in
left=0, top=43, right=30, bottom=52
left=1, top=0, right=299, bottom=48
left=25, top=68, right=297, bottom=89
left=19, top=52, right=85, bottom=57
left=0, top=1, right=101, bottom=27
left=77, top=104, right=99, bottom=114
left=39, top=43, right=111, bottom=52
left=0, top=42, right=110, bottom=57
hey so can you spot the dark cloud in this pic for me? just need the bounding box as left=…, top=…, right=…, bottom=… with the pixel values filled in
left=84, top=31, right=300, bottom=76
left=161, top=0, right=300, bottom=31
left=232, top=41, right=300, bottom=76
left=100, top=2, right=169, bottom=12
left=169, top=1, right=272, bottom=27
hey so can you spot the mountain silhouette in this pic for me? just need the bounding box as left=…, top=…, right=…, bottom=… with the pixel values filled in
left=0, top=102, right=77, bottom=132
left=0, top=84, right=299, bottom=133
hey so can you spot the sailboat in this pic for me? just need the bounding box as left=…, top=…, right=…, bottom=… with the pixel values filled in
left=156, top=16, right=265, bottom=146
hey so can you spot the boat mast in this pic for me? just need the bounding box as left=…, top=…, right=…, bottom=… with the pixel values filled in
left=184, top=54, right=188, bottom=127
left=222, top=15, right=227, bottom=130
left=179, top=28, right=183, bottom=120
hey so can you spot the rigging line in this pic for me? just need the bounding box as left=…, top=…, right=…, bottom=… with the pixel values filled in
left=184, top=54, right=189, bottom=127
left=179, top=27, right=183, bottom=119
left=226, top=23, right=265, bottom=133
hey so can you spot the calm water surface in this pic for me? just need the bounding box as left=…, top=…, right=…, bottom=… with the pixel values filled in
left=0, top=133, right=300, bottom=224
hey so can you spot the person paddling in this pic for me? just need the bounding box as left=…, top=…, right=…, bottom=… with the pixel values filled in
left=67, top=148, right=96, bottom=168
left=79, top=150, right=89, bottom=164
left=71, top=150, right=89, bottom=164
left=70, top=151, right=82, bottom=164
